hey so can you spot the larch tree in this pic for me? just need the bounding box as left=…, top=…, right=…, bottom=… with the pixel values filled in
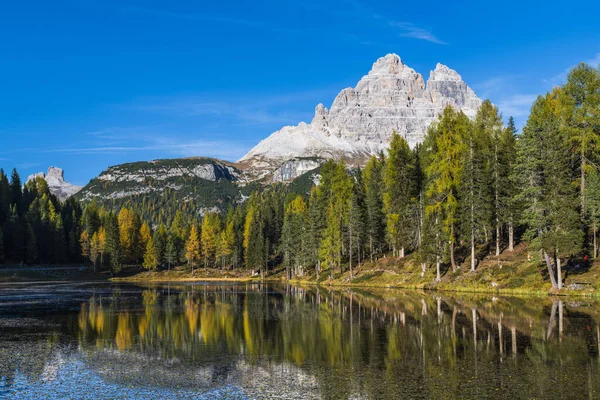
left=143, top=236, right=159, bottom=270
left=185, top=224, right=201, bottom=274
left=426, top=107, right=468, bottom=271
left=383, top=132, right=416, bottom=258
left=558, top=63, right=600, bottom=220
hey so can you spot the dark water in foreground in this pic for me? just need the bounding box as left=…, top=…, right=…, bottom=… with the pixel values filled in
left=0, top=282, right=599, bottom=399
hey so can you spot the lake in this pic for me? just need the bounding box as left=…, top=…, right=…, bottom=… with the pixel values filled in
left=0, top=282, right=599, bottom=399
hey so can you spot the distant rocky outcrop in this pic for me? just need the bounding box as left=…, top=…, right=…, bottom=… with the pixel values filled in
left=27, top=167, right=82, bottom=201
left=238, top=53, right=482, bottom=178
left=76, top=158, right=257, bottom=213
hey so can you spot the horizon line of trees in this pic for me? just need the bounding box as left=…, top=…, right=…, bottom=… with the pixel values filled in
left=0, top=62, right=598, bottom=290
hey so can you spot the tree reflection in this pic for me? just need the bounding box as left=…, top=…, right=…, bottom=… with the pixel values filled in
left=70, top=286, right=600, bottom=398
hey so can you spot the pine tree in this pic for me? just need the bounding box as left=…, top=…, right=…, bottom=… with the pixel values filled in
left=558, top=63, right=600, bottom=220
left=426, top=107, right=468, bottom=271
left=0, top=169, right=10, bottom=227
left=587, top=168, right=600, bottom=258
left=383, top=132, right=416, bottom=258
left=305, top=187, right=325, bottom=277
left=98, top=226, right=106, bottom=267
left=153, top=225, right=168, bottom=268
left=80, top=231, right=91, bottom=263
left=475, top=100, right=503, bottom=256
left=320, top=202, right=342, bottom=278
left=25, top=223, right=37, bottom=265
left=0, top=227, right=4, bottom=265
left=10, top=169, right=22, bottom=215
left=515, top=93, right=583, bottom=289
left=90, top=232, right=100, bottom=270
left=502, top=117, right=518, bottom=251
left=165, top=236, right=178, bottom=270
left=185, top=224, right=201, bottom=274
left=348, top=173, right=366, bottom=278
left=363, top=155, right=386, bottom=261
left=282, top=195, right=307, bottom=279
left=105, top=213, right=123, bottom=273
left=201, top=213, right=220, bottom=270
left=143, top=237, right=159, bottom=270
left=246, top=208, right=265, bottom=275
left=461, top=107, right=492, bottom=271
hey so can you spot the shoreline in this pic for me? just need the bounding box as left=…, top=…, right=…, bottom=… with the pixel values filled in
left=110, top=271, right=599, bottom=298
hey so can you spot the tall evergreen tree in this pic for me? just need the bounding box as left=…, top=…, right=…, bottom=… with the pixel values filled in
left=383, top=133, right=416, bottom=258
left=515, top=93, right=583, bottom=289
left=558, top=63, right=600, bottom=220
left=461, top=106, right=492, bottom=271
left=363, top=155, right=386, bottom=261
left=426, top=107, right=468, bottom=271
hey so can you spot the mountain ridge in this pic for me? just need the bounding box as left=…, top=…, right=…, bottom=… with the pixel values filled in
left=238, top=53, right=482, bottom=178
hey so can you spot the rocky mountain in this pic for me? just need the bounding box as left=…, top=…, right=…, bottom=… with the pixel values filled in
left=238, top=53, right=482, bottom=178
left=77, top=53, right=483, bottom=211
left=76, top=158, right=258, bottom=215
left=27, top=167, right=82, bottom=201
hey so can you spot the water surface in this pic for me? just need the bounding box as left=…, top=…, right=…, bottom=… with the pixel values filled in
left=0, top=281, right=599, bottom=399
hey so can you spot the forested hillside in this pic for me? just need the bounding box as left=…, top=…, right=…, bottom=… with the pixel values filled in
left=0, top=62, right=598, bottom=293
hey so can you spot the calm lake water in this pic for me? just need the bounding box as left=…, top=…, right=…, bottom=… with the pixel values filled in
left=0, top=282, right=599, bottom=399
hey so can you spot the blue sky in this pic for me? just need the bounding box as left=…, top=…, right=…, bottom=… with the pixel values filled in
left=1, top=0, right=599, bottom=186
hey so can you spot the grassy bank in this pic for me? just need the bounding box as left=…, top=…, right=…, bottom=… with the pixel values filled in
left=112, top=243, right=600, bottom=297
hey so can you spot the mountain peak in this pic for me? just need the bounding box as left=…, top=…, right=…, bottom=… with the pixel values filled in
left=368, top=53, right=403, bottom=75
left=429, top=63, right=462, bottom=82
left=27, top=166, right=82, bottom=201
left=238, top=54, right=482, bottom=177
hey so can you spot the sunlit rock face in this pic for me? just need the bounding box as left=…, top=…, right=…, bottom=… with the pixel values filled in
left=27, top=167, right=82, bottom=201
left=238, top=53, right=482, bottom=176
left=269, top=158, right=325, bottom=183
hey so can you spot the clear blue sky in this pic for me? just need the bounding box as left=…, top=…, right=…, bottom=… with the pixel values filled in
left=1, top=0, right=599, bottom=186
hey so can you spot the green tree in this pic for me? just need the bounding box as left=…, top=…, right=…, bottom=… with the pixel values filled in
left=165, top=236, right=178, bottom=270
left=363, top=155, right=386, bottom=261
left=515, top=93, right=583, bottom=289
left=425, top=107, right=468, bottom=271
left=143, top=237, right=159, bottom=270
left=502, top=117, right=519, bottom=251
left=461, top=106, right=492, bottom=271
left=558, top=63, right=600, bottom=220
left=383, top=132, right=416, bottom=258
left=282, top=195, right=307, bottom=279
left=348, top=173, right=366, bottom=278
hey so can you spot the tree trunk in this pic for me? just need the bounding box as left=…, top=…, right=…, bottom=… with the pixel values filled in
left=470, top=231, right=476, bottom=272
left=421, top=262, right=426, bottom=277
left=349, top=232, right=353, bottom=279
left=556, top=256, right=563, bottom=290
left=436, top=254, right=441, bottom=282
left=582, top=149, right=586, bottom=220
left=450, top=223, right=458, bottom=271
left=496, top=219, right=501, bottom=256
left=594, top=225, right=598, bottom=259
left=543, top=250, right=558, bottom=289
left=508, top=220, right=514, bottom=252
left=400, top=247, right=404, bottom=258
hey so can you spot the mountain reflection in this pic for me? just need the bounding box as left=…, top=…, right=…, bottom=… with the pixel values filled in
left=2, top=284, right=600, bottom=398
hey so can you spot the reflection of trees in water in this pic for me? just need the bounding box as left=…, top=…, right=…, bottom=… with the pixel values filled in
left=72, top=285, right=600, bottom=398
